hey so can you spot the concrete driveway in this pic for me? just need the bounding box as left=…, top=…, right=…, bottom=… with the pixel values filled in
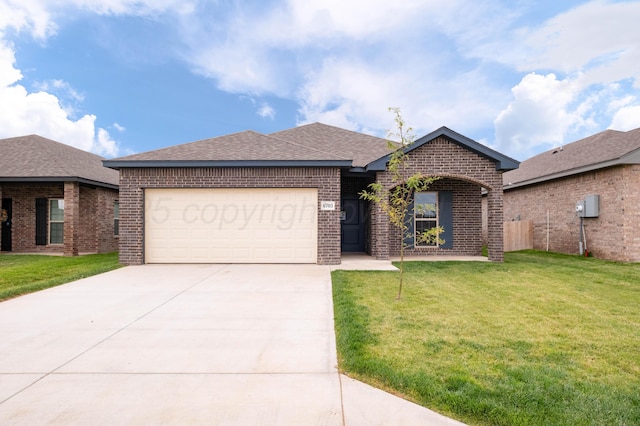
left=0, top=264, right=463, bottom=425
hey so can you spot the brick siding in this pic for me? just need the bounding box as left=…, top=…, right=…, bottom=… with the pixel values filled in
left=387, top=178, right=483, bottom=257
left=504, top=164, right=640, bottom=262
left=0, top=183, right=118, bottom=254
left=118, top=167, right=341, bottom=265
left=372, top=137, right=505, bottom=261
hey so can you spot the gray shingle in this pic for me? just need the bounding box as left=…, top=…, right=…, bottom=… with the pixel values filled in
left=113, top=130, right=347, bottom=162
left=271, top=123, right=391, bottom=167
left=504, top=128, right=640, bottom=187
left=110, top=123, right=392, bottom=167
left=0, top=135, right=119, bottom=187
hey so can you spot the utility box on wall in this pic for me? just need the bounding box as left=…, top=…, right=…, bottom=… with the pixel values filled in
left=584, top=194, right=600, bottom=218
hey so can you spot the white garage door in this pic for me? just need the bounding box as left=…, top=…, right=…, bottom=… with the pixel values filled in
left=145, top=188, right=318, bottom=263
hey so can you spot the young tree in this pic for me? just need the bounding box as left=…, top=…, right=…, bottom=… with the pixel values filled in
left=360, top=108, right=444, bottom=300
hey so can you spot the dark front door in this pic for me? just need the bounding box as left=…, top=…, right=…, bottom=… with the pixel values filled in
left=341, top=196, right=366, bottom=252
left=1, top=198, right=12, bottom=251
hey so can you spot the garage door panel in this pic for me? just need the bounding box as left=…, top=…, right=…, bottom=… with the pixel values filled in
left=145, top=188, right=318, bottom=263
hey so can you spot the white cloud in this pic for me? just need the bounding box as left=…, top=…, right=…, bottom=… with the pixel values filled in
left=3, top=0, right=640, bottom=161
left=33, top=79, right=85, bottom=102
left=32, top=79, right=85, bottom=118
left=609, top=105, right=640, bottom=131
left=0, top=40, right=120, bottom=157
left=283, top=0, right=445, bottom=42
left=181, top=0, right=507, bottom=137
left=0, top=40, right=22, bottom=87
left=0, top=0, right=196, bottom=157
left=494, top=73, right=589, bottom=159
left=0, top=0, right=56, bottom=39
left=518, top=1, right=640, bottom=84
left=465, top=1, right=640, bottom=87
left=95, top=128, right=118, bottom=157
left=606, top=93, right=635, bottom=113
left=69, top=0, right=195, bottom=16
left=113, top=122, right=126, bottom=132
left=296, top=55, right=507, bottom=139
left=257, top=103, right=276, bottom=120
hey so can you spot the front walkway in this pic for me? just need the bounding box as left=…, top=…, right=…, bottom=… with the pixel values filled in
left=332, top=252, right=489, bottom=272
left=0, top=264, right=464, bottom=425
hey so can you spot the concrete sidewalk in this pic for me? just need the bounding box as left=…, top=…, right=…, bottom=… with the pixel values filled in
left=0, top=264, right=464, bottom=425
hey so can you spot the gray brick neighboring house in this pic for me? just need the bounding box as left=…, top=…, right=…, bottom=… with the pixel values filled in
left=105, top=123, right=517, bottom=265
left=503, top=128, right=640, bottom=262
left=0, top=135, right=120, bottom=256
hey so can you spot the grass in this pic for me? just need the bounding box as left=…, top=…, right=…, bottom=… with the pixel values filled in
left=0, top=252, right=122, bottom=301
left=332, top=251, right=640, bottom=426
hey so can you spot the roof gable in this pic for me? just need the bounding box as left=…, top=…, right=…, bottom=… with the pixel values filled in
left=366, top=126, right=519, bottom=171
left=0, top=135, right=119, bottom=188
left=504, top=128, right=640, bottom=189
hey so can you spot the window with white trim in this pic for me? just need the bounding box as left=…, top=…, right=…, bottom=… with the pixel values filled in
left=414, top=192, right=438, bottom=247
left=49, top=199, right=64, bottom=245
left=114, top=201, right=120, bottom=236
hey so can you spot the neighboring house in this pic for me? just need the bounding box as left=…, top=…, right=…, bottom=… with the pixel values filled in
left=0, top=135, right=120, bottom=256
left=104, top=123, right=518, bottom=265
left=503, top=128, right=640, bottom=262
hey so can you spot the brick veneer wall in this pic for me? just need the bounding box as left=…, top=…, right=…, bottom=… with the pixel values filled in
left=387, top=178, right=483, bottom=257
left=623, top=165, right=640, bottom=260
left=96, top=187, right=120, bottom=253
left=372, top=136, right=506, bottom=261
left=0, top=183, right=118, bottom=254
left=504, top=164, right=640, bottom=262
left=118, top=167, right=341, bottom=265
left=2, top=183, right=64, bottom=253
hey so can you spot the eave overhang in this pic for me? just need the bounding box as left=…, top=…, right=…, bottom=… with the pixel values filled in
left=103, top=159, right=353, bottom=170
left=505, top=149, right=640, bottom=191
left=0, top=176, right=118, bottom=190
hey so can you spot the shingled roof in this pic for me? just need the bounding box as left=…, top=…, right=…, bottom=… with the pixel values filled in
left=104, top=122, right=516, bottom=172
left=105, top=123, right=390, bottom=169
left=271, top=123, right=391, bottom=167
left=504, top=128, right=640, bottom=189
left=0, top=135, right=119, bottom=188
left=109, top=129, right=347, bottom=162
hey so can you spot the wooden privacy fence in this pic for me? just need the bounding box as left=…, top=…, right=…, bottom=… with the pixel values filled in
left=504, top=220, right=533, bottom=252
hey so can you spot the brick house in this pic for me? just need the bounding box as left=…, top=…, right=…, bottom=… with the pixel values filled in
left=104, top=123, right=518, bottom=265
left=0, top=135, right=120, bottom=256
left=503, top=128, right=640, bottom=262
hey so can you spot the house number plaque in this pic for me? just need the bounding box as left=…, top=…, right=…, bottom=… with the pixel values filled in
left=320, top=201, right=336, bottom=211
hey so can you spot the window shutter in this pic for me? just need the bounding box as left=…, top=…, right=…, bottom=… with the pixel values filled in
left=35, top=198, right=47, bottom=245
left=403, top=196, right=415, bottom=249
left=439, top=191, right=453, bottom=249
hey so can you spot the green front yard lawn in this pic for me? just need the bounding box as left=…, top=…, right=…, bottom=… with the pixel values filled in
left=0, top=252, right=122, bottom=301
left=332, top=251, right=640, bottom=426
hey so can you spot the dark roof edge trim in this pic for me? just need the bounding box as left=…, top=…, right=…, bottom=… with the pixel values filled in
left=0, top=176, right=118, bottom=190
left=415, top=127, right=519, bottom=170
left=347, top=167, right=368, bottom=173
left=504, top=155, right=640, bottom=190
left=366, top=126, right=520, bottom=171
left=103, top=160, right=353, bottom=169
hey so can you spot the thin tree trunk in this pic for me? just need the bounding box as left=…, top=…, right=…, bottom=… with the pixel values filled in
left=397, top=236, right=404, bottom=300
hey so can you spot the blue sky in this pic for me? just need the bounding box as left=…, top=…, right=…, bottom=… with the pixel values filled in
left=1, top=0, right=639, bottom=161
